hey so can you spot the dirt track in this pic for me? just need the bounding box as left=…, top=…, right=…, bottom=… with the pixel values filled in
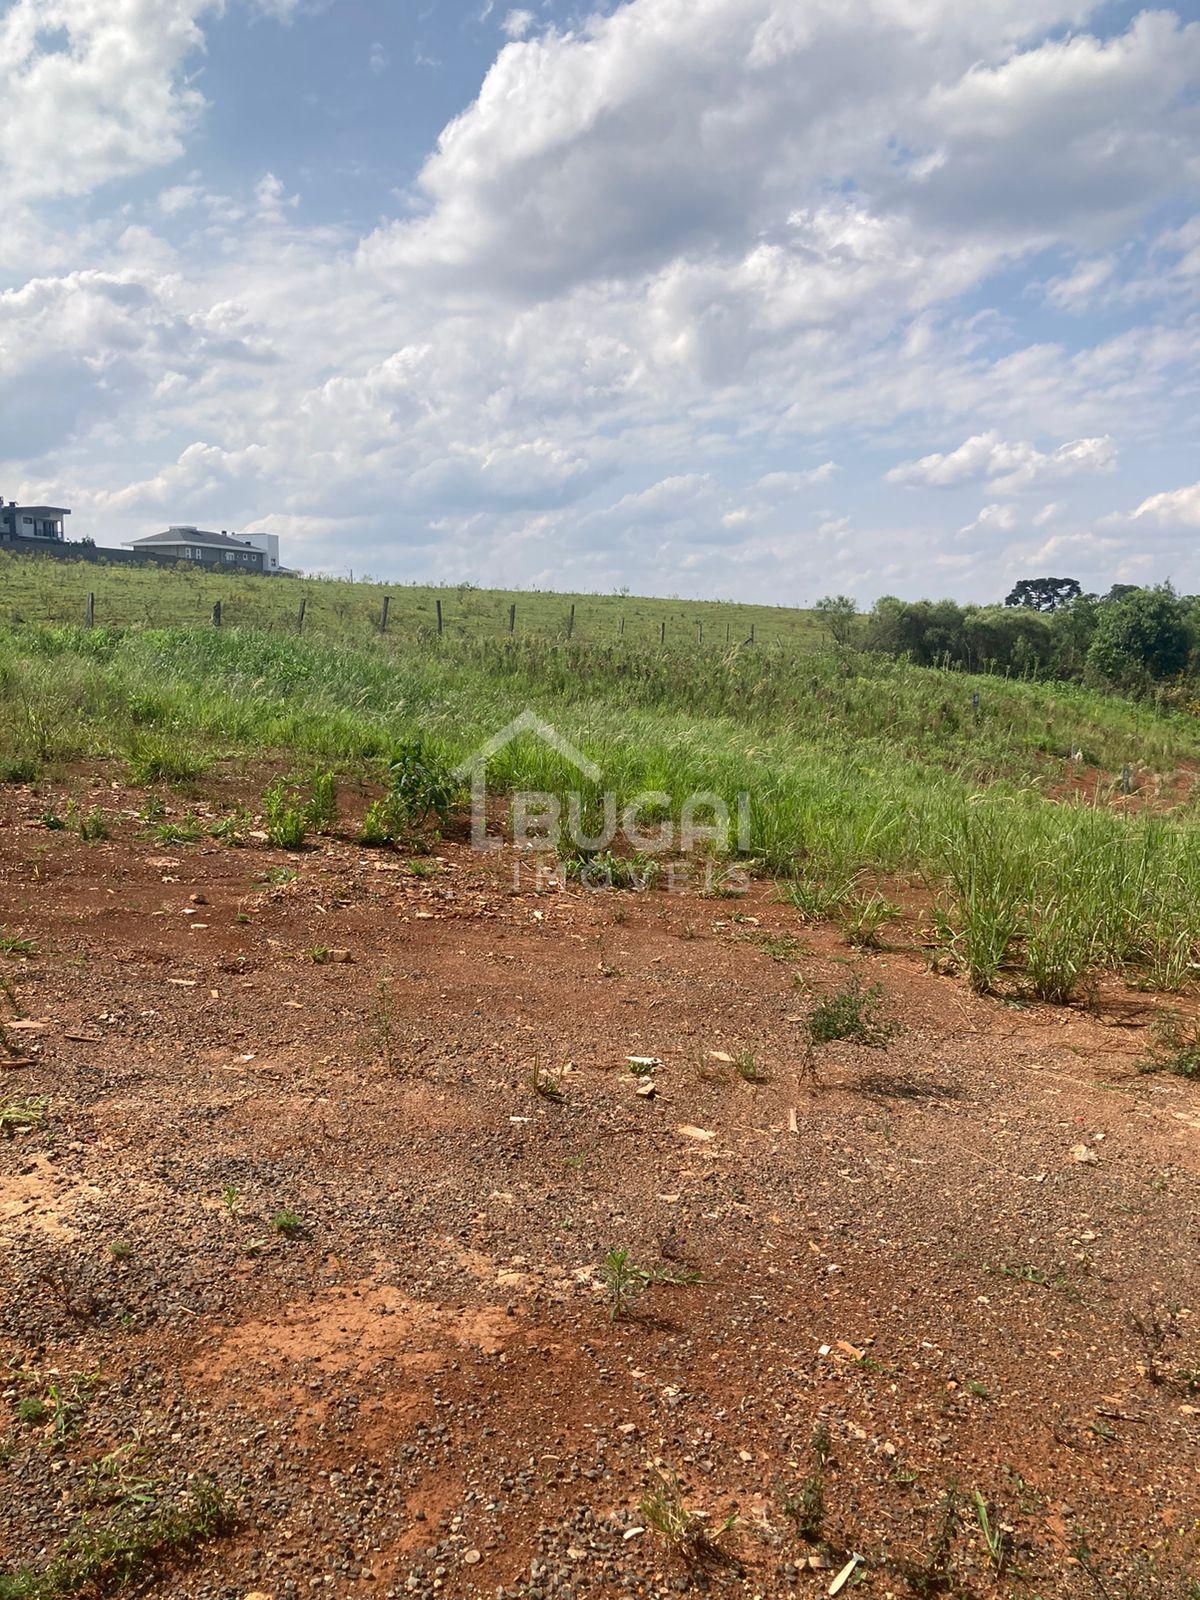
left=2, top=777, right=1199, bottom=1598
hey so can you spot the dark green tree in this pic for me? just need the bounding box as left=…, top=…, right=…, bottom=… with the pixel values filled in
left=1087, top=585, right=1190, bottom=683
left=1004, top=577, right=1082, bottom=612
left=813, top=594, right=859, bottom=649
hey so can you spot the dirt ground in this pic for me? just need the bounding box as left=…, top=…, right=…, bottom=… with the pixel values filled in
left=2, top=775, right=1199, bottom=1600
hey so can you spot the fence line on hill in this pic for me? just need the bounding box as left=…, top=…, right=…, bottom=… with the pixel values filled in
left=1, top=586, right=776, bottom=652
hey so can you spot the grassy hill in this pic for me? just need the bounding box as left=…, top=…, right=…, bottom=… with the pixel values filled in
left=3, top=593, right=1200, bottom=1003
left=0, top=551, right=822, bottom=651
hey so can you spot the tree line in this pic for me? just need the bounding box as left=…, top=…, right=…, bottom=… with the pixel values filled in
left=814, top=580, right=1199, bottom=695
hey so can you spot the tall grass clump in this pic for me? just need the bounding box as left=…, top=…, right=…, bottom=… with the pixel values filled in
left=125, top=731, right=210, bottom=785
left=935, top=809, right=1027, bottom=993
left=933, top=799, right=1200, bottom=1002
left=1022, top=893, right=1096, bottom=1004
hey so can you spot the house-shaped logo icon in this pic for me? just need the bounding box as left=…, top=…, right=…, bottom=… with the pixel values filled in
left=454, top=710, right=601, bottom=849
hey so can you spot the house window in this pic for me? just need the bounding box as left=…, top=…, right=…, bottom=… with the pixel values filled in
left=224, top=551, right=235, bottom=562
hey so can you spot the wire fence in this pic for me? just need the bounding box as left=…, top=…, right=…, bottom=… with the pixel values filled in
left=0, top=560, right=817, bottom=652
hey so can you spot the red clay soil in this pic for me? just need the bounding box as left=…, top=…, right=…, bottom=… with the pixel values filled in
left=1036, top=756, right=1200, bottom=813
left=1, top=776, right=1199, bottom=1600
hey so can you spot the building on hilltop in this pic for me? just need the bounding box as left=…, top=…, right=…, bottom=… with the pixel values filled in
left=0, top=501, right=71, bottom=541
left=0, top=503, right=289, bottom=573
left=246, top=531, right=283, bottom=572
left=125, top=526, right=277, bottom=572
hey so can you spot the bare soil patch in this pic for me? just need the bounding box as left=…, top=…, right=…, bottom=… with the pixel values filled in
left=1, top=776, right=1199, bottom=1598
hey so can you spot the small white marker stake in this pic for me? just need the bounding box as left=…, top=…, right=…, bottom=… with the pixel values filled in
left=829, top=1553, right=861, bottom=1595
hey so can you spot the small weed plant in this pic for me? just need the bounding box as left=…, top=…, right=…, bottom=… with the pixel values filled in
left=0, top=1478, right=232, bottom=1600
left=529, top=1060, right=566, bottom=1102
left=562, top=849, right=660, bottom=891
left=838, top=891, right=900, bottom=949
left=262, top=782, right=309, bottom=850
left=640, top=1470, right=735, bottom=1569
left=735, top=1049, right=767, bottom=1084
left=598, top=1247, right=697, bottom=1319
left=807, top=978, right=900, bottom=1049
left=600, top=1247, right=649, bottom=1320
left=1138, top=1013, right=1200, bottom=1080
left=782, top=1423, right=831, bottom=1544
left=1, top=1096, right=46, bottom=1136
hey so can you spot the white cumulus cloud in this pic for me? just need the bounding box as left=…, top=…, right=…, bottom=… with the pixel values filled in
left=1132, top=481, right=1200, bottom=528
left=0, top=0, right=1198, bottom=601
left=888, top=431, right=1116, bottom=493
left=0, top=0, right=212, bottom=209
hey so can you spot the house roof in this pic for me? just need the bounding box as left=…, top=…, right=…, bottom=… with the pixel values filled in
left=128, top=527, right=257, bottom=552
left=6, top=505, right=70, bottom=517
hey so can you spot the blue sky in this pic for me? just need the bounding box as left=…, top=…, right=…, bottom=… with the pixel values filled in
left=1, top=0, right=1199, bottom=604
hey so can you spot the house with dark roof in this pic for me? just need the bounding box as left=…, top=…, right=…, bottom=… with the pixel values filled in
left=125, top=526, right=267, bottom=572
left=0, top=505, right=289, bottom=573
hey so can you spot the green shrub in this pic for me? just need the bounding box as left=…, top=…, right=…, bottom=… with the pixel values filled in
left=262, top=783, right=308, bottom=850
left=305, top=771, right=337, bottom=832
left=387, top=740, right=459, bottom=825
left=359, top=746, right=458, bottom=846
left=1087, top=585, right=1190, bottom=684
left=359, top=792, right=408, bottom=847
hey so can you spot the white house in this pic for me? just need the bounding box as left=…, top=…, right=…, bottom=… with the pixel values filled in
left=0, top=501, right=70, bottom=541
left=243, top=530, right=282, bottom=571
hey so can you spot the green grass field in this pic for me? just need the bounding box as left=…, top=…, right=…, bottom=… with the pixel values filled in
left=0, top=551, right=821, bottom=652
left=3, top=578, right=1200, bottom=1005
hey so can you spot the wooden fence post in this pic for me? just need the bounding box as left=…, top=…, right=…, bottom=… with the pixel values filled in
left=212, top=600, right=222, bottom=629
left=567, top=603, right=575, bottom=639
left=748, top=622, right=755, bottom=645
left=435, top=598, right=443, bottom=637
left=297, top=597, right=306, bottom=634
left=697, top=621, right=703, bottom=647
left=659, top=620, right=666, bottom=645
left=619, top=615, right=625, bottom=637
left=508, top=602, right=516, bottom=636
left=85, top=592, right=94, bottom=629
left=379, top=595, right=390, bottom=632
